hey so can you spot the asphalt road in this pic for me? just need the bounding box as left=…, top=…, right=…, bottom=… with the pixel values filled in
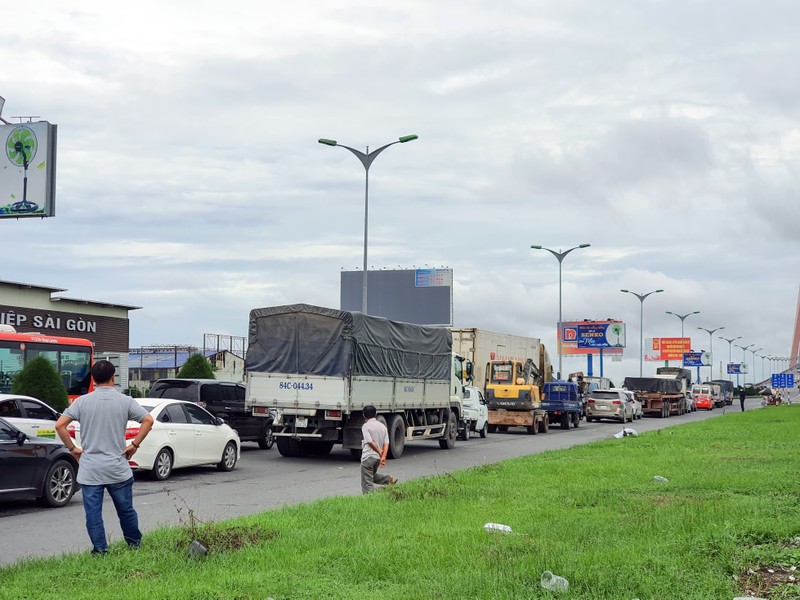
left=0, top=398, right=776, bottom=566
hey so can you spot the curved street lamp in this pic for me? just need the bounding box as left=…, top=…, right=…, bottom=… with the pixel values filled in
left=697, top=326, right=725, bottom=379
left=621, top=289, right=664, bottom=376
left=719, top=335, right=742, bottom=383
left=531, top=244, right=591, bottom=378
left=319, top=134, right=419, bottom=313
left=736, top=343, right=754, bottom=381
left=666, top=310, right=700, bottom=361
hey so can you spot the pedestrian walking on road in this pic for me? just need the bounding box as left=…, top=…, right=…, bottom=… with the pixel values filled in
left=360, top=405, right=397, bottom=494
left=55, top=360, right=154, bottom=554
left=739, top=387, right=747, bottom=412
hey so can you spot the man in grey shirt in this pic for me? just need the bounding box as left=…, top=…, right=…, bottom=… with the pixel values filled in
left=360, top=405, right=397, bottom=493
left=56, top=360, right=154, bottom=554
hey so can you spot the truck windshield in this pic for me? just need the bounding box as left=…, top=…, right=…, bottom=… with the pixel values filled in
left=489, top=363, right=514, bottom=384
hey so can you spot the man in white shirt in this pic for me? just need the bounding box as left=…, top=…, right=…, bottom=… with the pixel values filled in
left=360, top=405, right=397, bottom=493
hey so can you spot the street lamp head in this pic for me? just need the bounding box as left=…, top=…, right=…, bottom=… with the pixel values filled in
left=530, top=245, right=543, bottom=250
left=579, top=243, right=591, bottom=248
left=620, top=289, right=629, bottom=293
left=655, top=289, right=664, bottom=293
left=692, top=311, right=700, bottom=315
left=318, top=138, right=338, bottom=146
left=398, top=134, right=419, bottom=143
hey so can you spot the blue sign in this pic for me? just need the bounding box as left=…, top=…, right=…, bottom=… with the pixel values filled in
left=683, top=352, right=706, bottom=367
left=575, top=323, right=626, bottom=348
left=414, top=268, right=452, bottom=288
left=727, top=363, right=743, bottom=374
left=772, top=373, right=795, bottom=388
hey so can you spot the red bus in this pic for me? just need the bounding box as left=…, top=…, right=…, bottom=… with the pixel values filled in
left=0, top=328, right=94, bottom=401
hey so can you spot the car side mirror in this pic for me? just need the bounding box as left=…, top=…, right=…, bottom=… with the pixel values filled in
left=16, top=430, right=28, bottom=446
left=215, top=417, right=225, bottom=426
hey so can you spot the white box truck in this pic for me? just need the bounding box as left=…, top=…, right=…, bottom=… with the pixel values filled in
left=245, top=304, right=467, bottom=459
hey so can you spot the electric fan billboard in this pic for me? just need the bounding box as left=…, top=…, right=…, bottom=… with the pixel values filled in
left=1, top=121, right=57, bottom=218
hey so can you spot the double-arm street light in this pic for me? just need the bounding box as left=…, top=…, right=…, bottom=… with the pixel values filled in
left=531, top=244, right=591, bottom=379
left=697, top=326, right=724, bottom=379
left=319, top=134, right=419, bottom=313
left=750, top=347, right=763, bottom=383
left=719, top=335, right=742, bottom=382
left=736, top=343, right=754, bottom=379
left=621, top=289, right=664, bottom=376
left=665, top=311, right=700, bottom=361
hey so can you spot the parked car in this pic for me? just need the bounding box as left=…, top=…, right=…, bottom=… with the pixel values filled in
left=149, top=379, right=274, bottom=449
left=0, top=394, right=61, bottom=440
left=620, top=390, right=643, bottom=420
left=68, top=398, right=240, bottom=481
left=586, top=389, right=634, bottom=423
left=460, top=385, right=489, bottom=439
left=693, top=384, right=714, bottom=410
left=0, top=417, right=78, bottom=507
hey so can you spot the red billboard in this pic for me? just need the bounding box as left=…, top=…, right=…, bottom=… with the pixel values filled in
left=644, top=337, right=691, bottom=361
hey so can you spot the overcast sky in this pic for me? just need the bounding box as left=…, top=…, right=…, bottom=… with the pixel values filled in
left=2, top=1, right=798, bottom=384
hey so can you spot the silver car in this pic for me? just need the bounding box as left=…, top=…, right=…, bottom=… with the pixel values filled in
left=586, top=389, right=634, bottom=423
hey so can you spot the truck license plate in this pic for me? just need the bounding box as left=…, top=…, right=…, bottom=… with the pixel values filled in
left=295, top=417, right=308, bottom=428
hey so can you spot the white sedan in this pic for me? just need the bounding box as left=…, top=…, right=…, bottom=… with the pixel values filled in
left=622, top=390, right=644, bottom=420
left=0, top=394, right=61, bottom=440
left=68, top=398, right=240, bottom=480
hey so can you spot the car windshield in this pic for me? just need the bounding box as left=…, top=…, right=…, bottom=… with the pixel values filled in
left=591, top=391, right=620, bottom=400
left=149, top=381, right=197, bottom=401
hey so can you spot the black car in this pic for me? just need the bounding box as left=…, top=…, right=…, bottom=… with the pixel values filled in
left=148, top=379, right=274, bottom=449
left=0, top=417, right=79, bottom=508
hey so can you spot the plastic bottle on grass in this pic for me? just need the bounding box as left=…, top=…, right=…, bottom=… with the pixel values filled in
left=483, top=522, right=513, bottom=534
left=652, top=475, right=669, bottom=483
left=540, top=570, right=569, bottom=592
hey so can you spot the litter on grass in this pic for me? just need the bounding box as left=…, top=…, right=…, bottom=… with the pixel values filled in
left=652, top=475, right=669, bottom=483
left=540, top=570, right=569, bottom=592
left=613, top=428, right=638, bottom=438
left=484, top=523, right=513, bottom=534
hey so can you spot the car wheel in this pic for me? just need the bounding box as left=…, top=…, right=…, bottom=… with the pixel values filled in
left=37, top=459, right=76, bottom=508
left=461, top=421, right=471, bottom=441
left=573, top=413, right=580, bottom=428
left=151, top=448, right=174, bottom=480
left=438, top=411, right=457, bottom=449
left=258, top=424, right=275, bottom=450
left=217, top=441, right=238, bottom=471
left=479, top=421, right=488, bottom=438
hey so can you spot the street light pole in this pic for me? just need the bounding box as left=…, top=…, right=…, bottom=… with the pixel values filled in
left=697, top=326, right=725, bottom=380
left=621, top=289, right=664, bottom=376
left=319, top=134, right=419, bottom=314
left=736, top=343, right=754, bottom=381
left=719, top=335, right=742, bottom=384
left=531, top=244, right=591, bottom=379
left=750, top=348, right=763, bottom=385
left=665, top=311, right=700, bottom=363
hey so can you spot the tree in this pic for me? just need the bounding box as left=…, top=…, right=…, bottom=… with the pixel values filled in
left=12, top=356, right=69, bottom=411
left=177, top=353, right=215, bottom=379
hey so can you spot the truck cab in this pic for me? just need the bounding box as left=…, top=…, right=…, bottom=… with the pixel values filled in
left=541, top=381, right=582, bottom=429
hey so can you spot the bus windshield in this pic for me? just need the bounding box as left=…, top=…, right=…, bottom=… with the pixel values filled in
left=0, top=335, right=93, bottom=398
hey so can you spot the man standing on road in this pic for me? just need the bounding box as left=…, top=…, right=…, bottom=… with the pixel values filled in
left=55, top=360, right=154, bottom=554
left=360, top=405, right=397, bottom=494
left=739, top=387, right=747, bottom=412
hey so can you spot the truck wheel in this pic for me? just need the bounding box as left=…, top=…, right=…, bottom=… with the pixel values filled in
left=276, top=437, right=309, bottom=457
left=572, top=413, right=580, bottom=428
left=307, top=441, right=334, bottom=456
left=460, top=421, right=471, bottom=441
left=479, top=421, right=488, bottom=438
left=526, top=423, right=538, bottom=435
left=560, top=413, right=570, bottom=430
left=538, top=416, right=549, bottom=433
left=387, top=414, right=405, bottom=459
left=438, top=411, right=457, bottom=449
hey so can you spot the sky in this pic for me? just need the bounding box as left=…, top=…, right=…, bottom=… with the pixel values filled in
left=1, top=0, right=798, bottom=385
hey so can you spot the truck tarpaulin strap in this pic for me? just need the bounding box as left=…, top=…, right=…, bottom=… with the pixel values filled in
left=245, top=304, right=452, bottom=379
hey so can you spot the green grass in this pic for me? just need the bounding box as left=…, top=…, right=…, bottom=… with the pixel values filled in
left=3, top=406, right=799, bottom=599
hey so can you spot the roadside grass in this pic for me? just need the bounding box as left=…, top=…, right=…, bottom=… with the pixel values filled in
left=2, top=406, right=799, bottom=599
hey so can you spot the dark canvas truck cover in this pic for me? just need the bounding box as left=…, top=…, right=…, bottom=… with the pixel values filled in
left=245, top=304, right=452, bottom=380
left=623, top=377, right=683, bottom=394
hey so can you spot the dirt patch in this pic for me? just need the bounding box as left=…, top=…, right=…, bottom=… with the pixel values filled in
left=738, top=564, right=798, bottom=598
left=177, top=524, right=278, bottom=553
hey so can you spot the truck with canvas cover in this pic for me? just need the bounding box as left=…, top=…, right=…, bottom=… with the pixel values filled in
left=622, top=377, right=687, bottom=417
left=541, top=381, right=583, bottom=429
left=709, top=379, right=734, bottom=406
left=244, top=304, right=465, bottom=459
left=484, top=358, right=548, bottom=434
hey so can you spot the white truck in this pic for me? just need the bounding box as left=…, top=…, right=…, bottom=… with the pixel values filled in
left=450, top=328, right=549, bottom=388
left=245, top=304, right=467, bottom=459
left=460, top=385, right=489, bottom=440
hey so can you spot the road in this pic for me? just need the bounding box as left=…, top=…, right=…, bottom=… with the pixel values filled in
left=0, top=399, right=772, bottom=566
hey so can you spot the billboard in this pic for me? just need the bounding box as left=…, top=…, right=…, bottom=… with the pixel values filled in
left=644, top=337, right=692, bottom=361
left=559, top=321, right=624, bottom=355
left=727, top=363, right=744, bottom=374
left=683, top=351, right=711, bottom=367
left=1, top=121, right=57, bottom=218
left=340, top=268, right=453, bottom=325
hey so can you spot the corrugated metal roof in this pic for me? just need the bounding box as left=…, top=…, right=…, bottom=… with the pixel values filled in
left=128, top=350, right=215, bottom=370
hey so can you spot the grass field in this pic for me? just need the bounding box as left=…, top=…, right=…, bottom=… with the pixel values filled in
left=2, top=406, right=799, bottom=599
